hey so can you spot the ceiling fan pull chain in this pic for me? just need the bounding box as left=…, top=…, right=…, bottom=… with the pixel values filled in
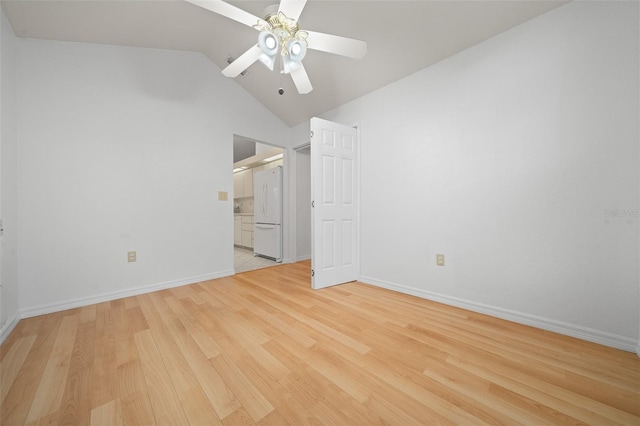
left=278, top=54, right=285, bottom=95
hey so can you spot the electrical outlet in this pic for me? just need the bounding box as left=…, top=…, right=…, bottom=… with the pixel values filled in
left=436, top=254, right=445, bottom=266
left=128, top=251, right=137, bottom=262
left=218, top=191, right=228, bottom=201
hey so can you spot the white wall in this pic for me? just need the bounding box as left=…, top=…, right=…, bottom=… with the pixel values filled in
left=17, top=39, right=289, bottom=316
left=321, top=1, right=639, bottom=351
left=0, top=7, right=19, bottom=341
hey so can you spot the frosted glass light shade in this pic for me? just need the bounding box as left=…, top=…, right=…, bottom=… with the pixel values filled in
left=258, top=30, right=279, bottom=70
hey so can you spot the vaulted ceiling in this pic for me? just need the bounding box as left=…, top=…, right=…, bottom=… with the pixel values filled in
left=1, top=0, right=568, bottom=126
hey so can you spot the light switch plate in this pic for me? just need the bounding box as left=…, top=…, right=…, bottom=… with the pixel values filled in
left=218, top=191, right=228, bottom=201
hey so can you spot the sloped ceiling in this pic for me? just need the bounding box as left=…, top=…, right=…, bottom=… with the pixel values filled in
left=1, top=0, right=568, bottom=126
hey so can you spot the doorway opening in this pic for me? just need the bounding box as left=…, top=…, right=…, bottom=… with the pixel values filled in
left=232, top=135, right=283, bottom=273
left=292, top=143, right=311, bottom=263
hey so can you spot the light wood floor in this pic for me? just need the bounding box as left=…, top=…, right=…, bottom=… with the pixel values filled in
left=2, top=261, right=639, bottom=425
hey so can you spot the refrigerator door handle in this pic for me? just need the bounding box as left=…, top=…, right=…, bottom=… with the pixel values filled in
left=255, top=223, right=276, bottom=229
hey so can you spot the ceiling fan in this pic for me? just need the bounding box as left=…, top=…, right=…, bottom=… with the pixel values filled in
left=185, top=0, right=367, bottom=94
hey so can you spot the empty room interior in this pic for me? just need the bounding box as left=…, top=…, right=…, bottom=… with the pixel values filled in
left=1, top=1, right=639, bottom=425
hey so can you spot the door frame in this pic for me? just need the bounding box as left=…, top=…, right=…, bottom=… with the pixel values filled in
left=231, top=134, right=287, bottom=272
left=290, top=142, right=312, bottom=264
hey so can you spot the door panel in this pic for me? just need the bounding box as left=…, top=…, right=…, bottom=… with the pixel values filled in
left=311, top=117, right=358, bottom=289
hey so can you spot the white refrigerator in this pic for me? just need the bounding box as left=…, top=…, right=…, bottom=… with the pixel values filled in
left=254, top=166, right=282, bottom=262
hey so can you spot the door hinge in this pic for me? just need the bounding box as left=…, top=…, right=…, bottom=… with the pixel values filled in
left=311, top=200, right=314, bottom=208
left=310, top=130, right=314, bottom=138
left=311, top=269, right=315, bottom=277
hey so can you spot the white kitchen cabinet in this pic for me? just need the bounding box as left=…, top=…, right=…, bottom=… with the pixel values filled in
left=234, top=169, right=254, bottom=199
left=233, top=171, right=243, bottom=198
left=241, top=215, right=254, bottom=248
left=241, top=231, right=252, bottom=248
left=234, top=160, right=280, bottom=201
left=243, top=169, right=253, bottom=197
left=263, top=159, right=282, bottom=170
left=234, top=216, right=242, bottom=245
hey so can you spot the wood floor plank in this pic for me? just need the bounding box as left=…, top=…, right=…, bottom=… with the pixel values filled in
left=141, top=292, right=227, bottom=425
left=337, top=347, right=457, bottom=424
left=486, top=382, right=585, bottom=425
left=134, top=329, right=190, bottom=425
left=209, top=308, right=290, bottom=382
left=279, top=370, right=374, bottom=425
left=256, top=407, right=292, bottom=426
left=448, top=355, right=636, bottom=425
left=211, top=352, right=274, bottom=422
left=244, top=284, right=371, bottom=355
left=0, top=334, right=37, bottom=404
left=1, top=314, right=64, bottom=425
left=137, top=291, right=231, bottom=424
left=243, top=294, right=318, bottom=348
left=79, top=304, right=97, bottom=324
left=302, top=347, right=372, bottom=404
left=2, top=261, right=639, bottom=425
left=164, top=296, right=222, bottom=359
left=112, top=299, right=139, bottom=368
left=25, top=314, right=79, bottom=423
left=90, top=399, right=123, bottom=426
left=418, top=311, right=640, bottom=390
left=221, top=405, right=254, bottom=426
left=117, top=359, right=156, bottom=425
left=363, top=392, right=424, bottom=426
left=179, top=385, right=224, bottom=426
left=58, top=320, right=96, bottom=425
left=232, top=353, right=316, bottom=426
left=175, top=328, right=240, bottom=420
left=153, top=315, right=204, bottom=395
left=91, top=309, right=119, bottom=417
left=421, top=359, right=555, bottom=424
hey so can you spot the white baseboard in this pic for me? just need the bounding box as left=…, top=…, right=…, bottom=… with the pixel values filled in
left=295, top=255, right=311, bottom=262
left=359, top=275, right=638, bottom=353
left=0, top=312, right=20, bottom=345
left=20, top=270, right=235, bottom=319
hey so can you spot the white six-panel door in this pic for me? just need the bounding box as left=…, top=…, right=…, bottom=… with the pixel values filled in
left=311, top=118, right=358, bottom=289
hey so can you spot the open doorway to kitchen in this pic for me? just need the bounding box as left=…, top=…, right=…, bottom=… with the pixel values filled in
left=232, top=135, right=283, bottom=273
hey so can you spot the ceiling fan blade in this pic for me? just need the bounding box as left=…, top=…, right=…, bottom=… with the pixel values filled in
left=222, top=45, right=262, bottom=77
left=290, top=64, right=313, bottom=94
left=306, top=30, right=367, bottom=59
left=278, top=0, right=307, bottom=23
left=185, top=0, right=263, bottom=29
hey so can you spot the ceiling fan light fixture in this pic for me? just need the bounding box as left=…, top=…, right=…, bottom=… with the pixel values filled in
left=258, top=30, right=279, bottom=54
left=287, top=39, right=306, bottom=61
left=282, top=38, right=307, bottom=73
left=258, top=30, right=279, bottom=70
